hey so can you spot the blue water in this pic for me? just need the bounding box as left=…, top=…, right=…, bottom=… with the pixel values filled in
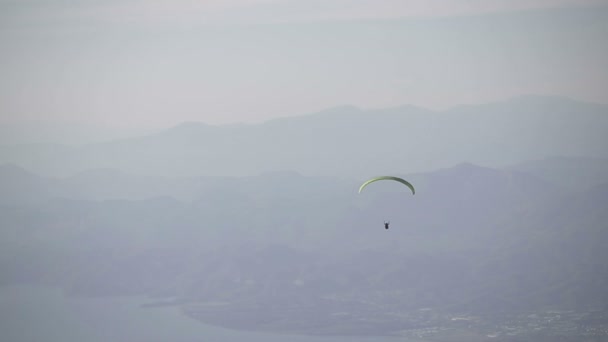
left=0, top=285, right=411, bottom=342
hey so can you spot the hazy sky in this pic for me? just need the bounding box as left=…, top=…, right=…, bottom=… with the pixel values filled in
left=1, top=0, right=607, bottom=128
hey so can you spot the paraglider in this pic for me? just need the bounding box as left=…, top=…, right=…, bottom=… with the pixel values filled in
left=358, top=176, right=415, bottom=195
left=358, top=176, right=415, bottom=230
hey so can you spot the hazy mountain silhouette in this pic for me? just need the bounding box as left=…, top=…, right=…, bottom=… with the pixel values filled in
left=1, top=96, right=607, bottom=178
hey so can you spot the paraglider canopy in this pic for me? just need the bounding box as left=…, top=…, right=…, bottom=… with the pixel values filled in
left=358, top=176, right=415, bottom=195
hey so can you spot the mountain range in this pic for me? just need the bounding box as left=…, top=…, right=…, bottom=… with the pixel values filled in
left=1, top=159, right=606, bottom=337
left=1, top=96, right=607, bottom=178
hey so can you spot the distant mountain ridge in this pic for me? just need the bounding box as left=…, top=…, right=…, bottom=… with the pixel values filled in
left=1, top=96, right=607, bottom=178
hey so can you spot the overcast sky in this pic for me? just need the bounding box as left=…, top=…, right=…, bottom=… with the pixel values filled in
left=1, top=0, right=607, bottom=129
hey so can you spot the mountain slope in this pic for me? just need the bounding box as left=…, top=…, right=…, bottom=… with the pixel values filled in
left=508, top=156, right=608, bottom=191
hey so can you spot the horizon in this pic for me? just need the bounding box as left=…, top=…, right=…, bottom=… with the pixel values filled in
left=1, top=93, right=604, bottom=146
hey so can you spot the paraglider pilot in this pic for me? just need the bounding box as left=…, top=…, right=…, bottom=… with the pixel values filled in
left=384, top=221, right=390, bottom=229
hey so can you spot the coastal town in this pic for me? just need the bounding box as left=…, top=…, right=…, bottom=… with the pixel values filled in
left=182, top=298, right=608, bottom=342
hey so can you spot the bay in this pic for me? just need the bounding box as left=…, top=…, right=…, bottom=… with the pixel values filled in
left=0, top=285, right=412, bottom=342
